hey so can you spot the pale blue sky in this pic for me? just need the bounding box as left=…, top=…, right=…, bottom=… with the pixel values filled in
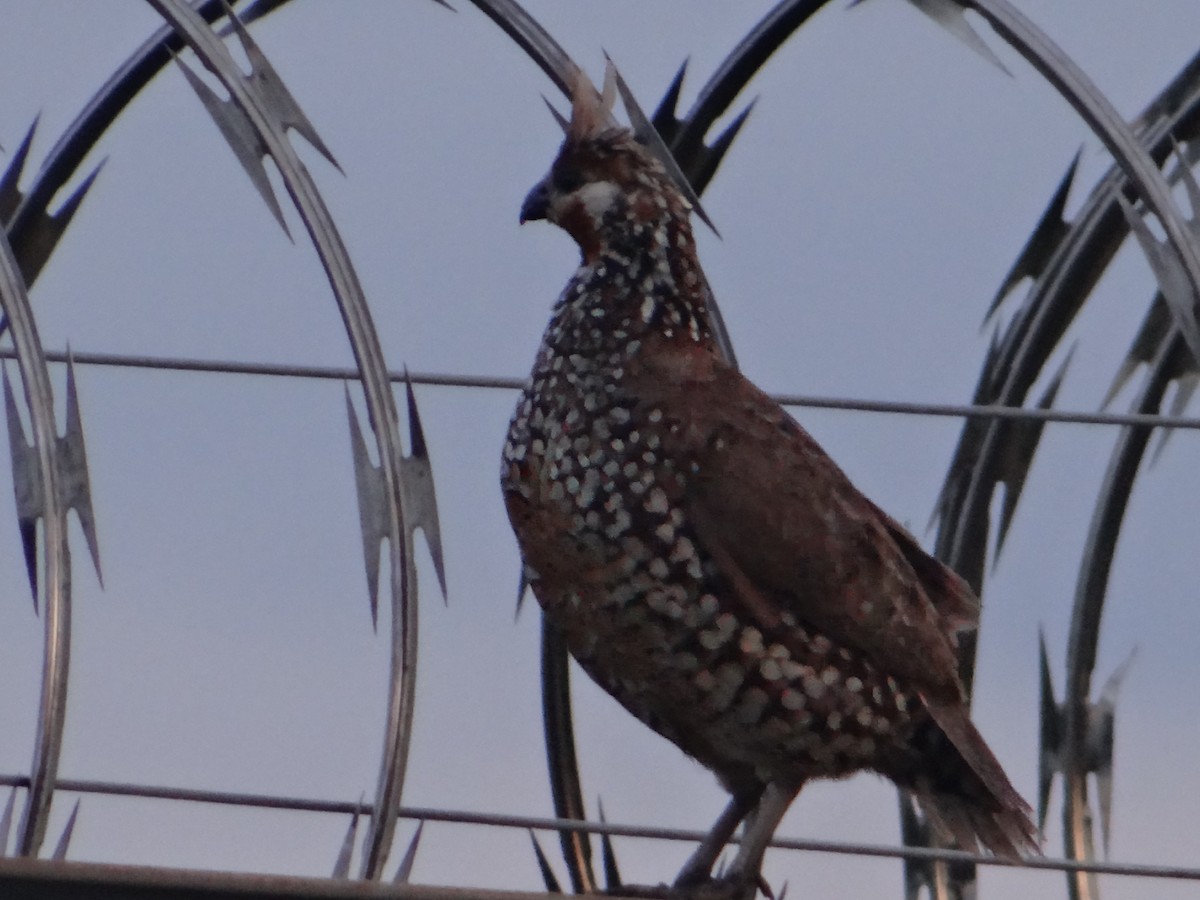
left=1, top=2, right=1199, bottom=897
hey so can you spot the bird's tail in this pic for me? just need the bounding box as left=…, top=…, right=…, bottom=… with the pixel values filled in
left=907, top=700, right=1040, bottom=860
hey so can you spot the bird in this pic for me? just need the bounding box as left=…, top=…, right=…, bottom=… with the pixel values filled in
left=501, top=66, right=1037, bottom=895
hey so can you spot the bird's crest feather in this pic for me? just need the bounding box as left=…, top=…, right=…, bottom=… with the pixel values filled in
left=568, top=64, right=618, bottom=141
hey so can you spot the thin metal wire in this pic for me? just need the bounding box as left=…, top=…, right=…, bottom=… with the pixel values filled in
left=4, top=347, right=1198, bottom=431
left=0, top=774, right=1196, bottom=882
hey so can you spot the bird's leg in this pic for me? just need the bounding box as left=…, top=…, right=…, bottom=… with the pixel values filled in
left=674, top=786, right=764, bottom=888
left=721, top=781, right=801, bottom=893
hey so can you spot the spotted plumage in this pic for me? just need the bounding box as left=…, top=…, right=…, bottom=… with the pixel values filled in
left=502, top=68, right=1036, bottom=892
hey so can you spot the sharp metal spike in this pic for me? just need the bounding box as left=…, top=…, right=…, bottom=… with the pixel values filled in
left=1150, top=371, right=1199, bottom=462
left=898, top=790, right=923, bottom=846
left=1099, top=647, right=1136, bottom=708
left=331, top=797, right=362, bottom=878
left=4, top=365, right=40, bottom=606
left=898, top=788, right=974, bottom=898
left=1117, top=193, right=1200, bottom=363
left=1038, top=632, right=1130, bottom=854
left=515, top=566, right=529, bottom=622
left=0, top=788, right=14, bottom=857
left=898, top=792, right=935, bottom=900
left=59, top=354, right=102, bottom=587
left=1162, top=142, right=1200, bottom=346
left=1166, top=362, right=1200, bottom=403
left=529, top=830, right=562, bottom=894
left=1037, top=629, right=1062, bottom=835
left=18, top=519, right=37, bottom=605
left=1094, top=647, right=1134, bottom=857
left=710, top=99, right=755, bottom=158
left=1096, top=760, right=1114, bottom=860
left=596, top=798, right=621, bottom=891
left=1173, top=112, right=1200, bottom=149
left=401, top=372, right=426, bottom=462
left=1171, top=139, right=1200, bottom=221
left=979, top=315, right=1007, bottom=399
left=392, top=820, right=424, bottom=884
left=995, top=345, right=1073, bottom=558
left=541, top=619, right=595, bottom=894
left=13, top=161, right=104, bottom=288
left=400, top=371, right=446, bottom=603
left=1103, top=296, right=1172, bottom=409
left=0, top=117, right=38, bottom=224
left=651, top=58, right=755, bottom=195
left=222, top=3, right=342, bottom=172
left=174, top=54, right=292, bottom=239
left=346, top=387, right=385, bottom=630
left=984, top=149, right=1082, bottom=324
left=651, top=59, right=689, bottom=141
left=3, top=353, right=103, bottom=607
left=896, top=0, right=1012, bottom=76
left=541, top=95, right=569, bottom=134
left=690, top=99, right=756, bottom=193
left=603, top=54, right=720, bottom=239
left=776, top=880, right=788, bottom=900
left=50, top=800, right=79, bottom=861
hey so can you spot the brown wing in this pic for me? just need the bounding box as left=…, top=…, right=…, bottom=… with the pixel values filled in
left=868, top=501, right=980, bottom=636
left=627, top=344, right=972, bottom=702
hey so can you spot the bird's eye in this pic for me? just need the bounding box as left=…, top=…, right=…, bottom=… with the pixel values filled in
left=553, top=169, right=585, bottom=194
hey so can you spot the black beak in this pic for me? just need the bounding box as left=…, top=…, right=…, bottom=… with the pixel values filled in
left=520, top=179, right=550, bottom=224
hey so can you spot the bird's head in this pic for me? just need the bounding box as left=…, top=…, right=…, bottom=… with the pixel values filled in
left=520, top=67, right=693, bottom=264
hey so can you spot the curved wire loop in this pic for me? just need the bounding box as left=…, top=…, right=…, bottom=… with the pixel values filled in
left=928, top=6, right=1200, bottom=897
left=0, top=223, right=73, bottom=858
left=143, top=0, right=444, bottom=879
left=0, top=0, right=303, bottom=865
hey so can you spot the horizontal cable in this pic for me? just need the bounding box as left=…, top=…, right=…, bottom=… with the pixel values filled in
left=1, top=347, right=1196, bottom=431
left=1, top=774, right=1197, bottom=881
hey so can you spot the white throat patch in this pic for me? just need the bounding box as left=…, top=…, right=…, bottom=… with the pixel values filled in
left=573, top=180, right=621, bottom=227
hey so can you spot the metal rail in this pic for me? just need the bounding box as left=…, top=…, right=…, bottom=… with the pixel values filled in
left=5, top=347, right=1199, bottom=431
left=0, top=856, right=603, bottom=900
